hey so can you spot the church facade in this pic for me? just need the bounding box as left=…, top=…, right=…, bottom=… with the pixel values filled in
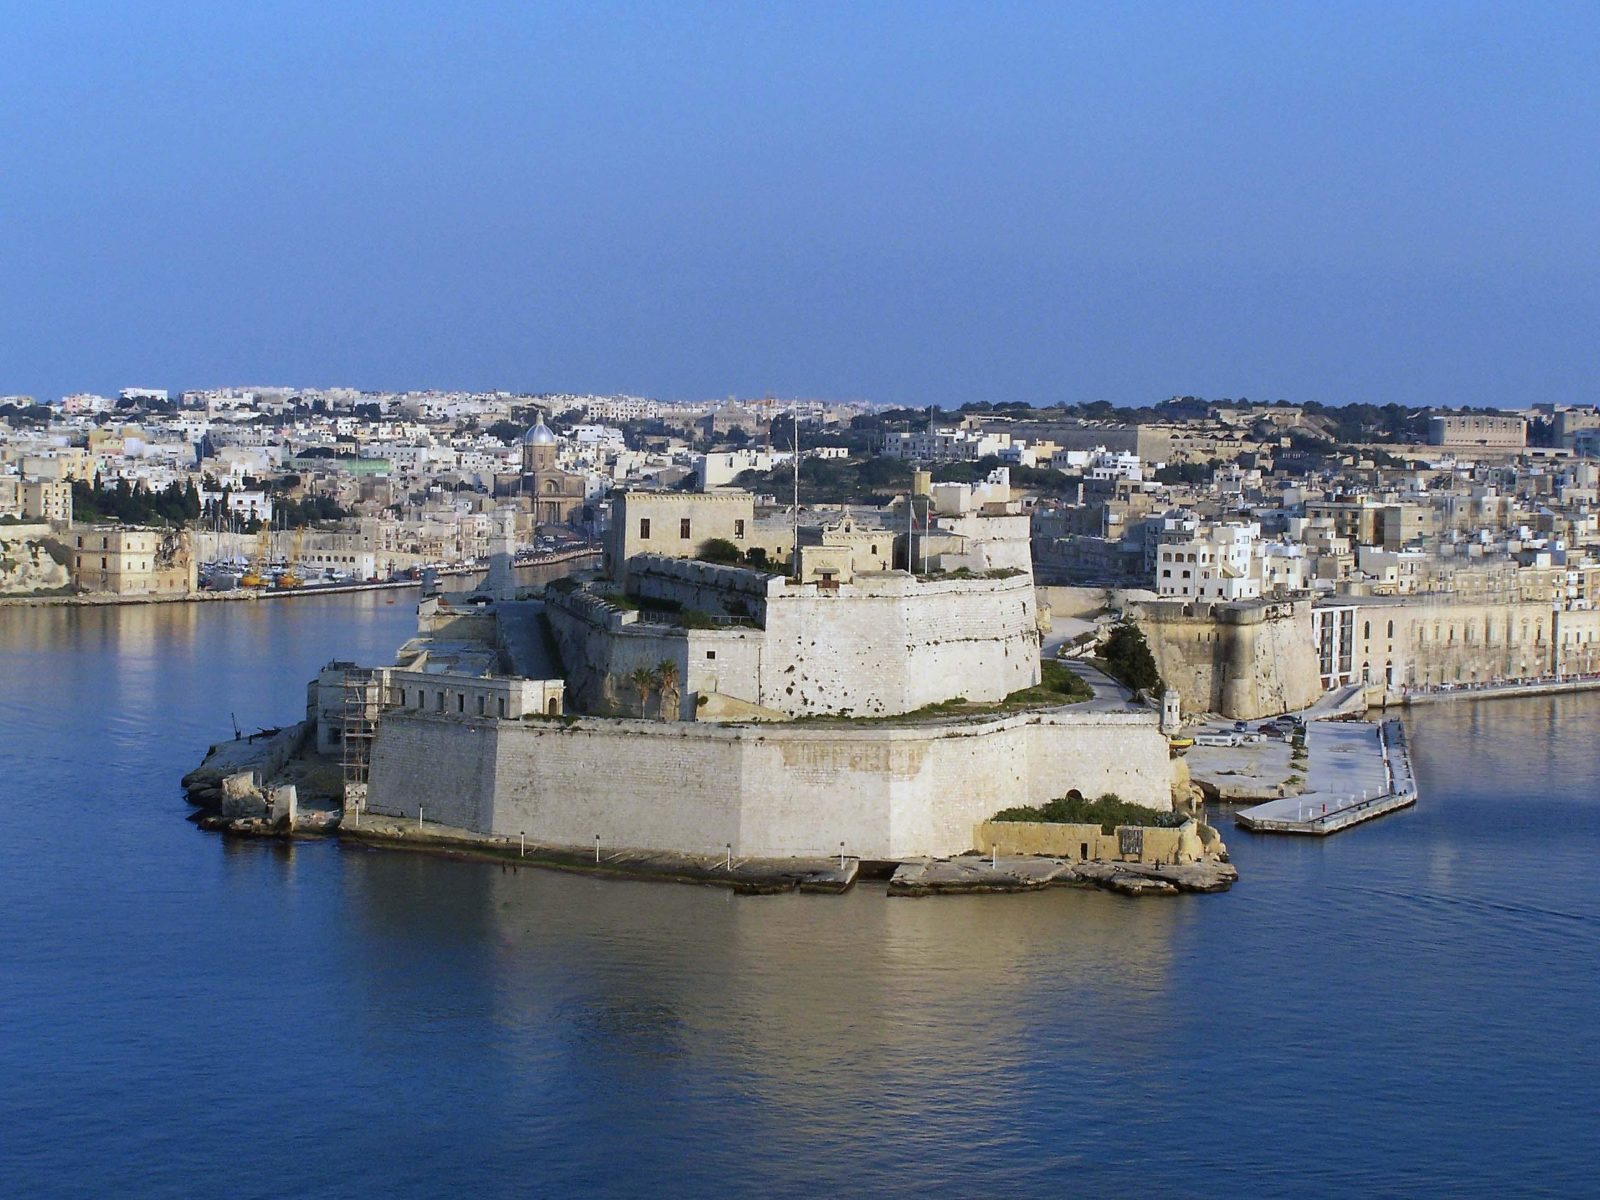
left=518, top=412, right=588, bottom=526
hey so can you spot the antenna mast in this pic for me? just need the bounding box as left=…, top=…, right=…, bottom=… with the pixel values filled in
left=791, top=399, right=800, bottom=581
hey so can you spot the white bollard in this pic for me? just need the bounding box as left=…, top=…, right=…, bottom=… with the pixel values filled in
left=595, top=834, right=600, bottom=863
left=520, top=832, right=526, bottom=858
left=725, top=842, right=732, bottom=870
left=839, top=841, right=845, bottom=871
left=418, top=805, right=423, bottom=830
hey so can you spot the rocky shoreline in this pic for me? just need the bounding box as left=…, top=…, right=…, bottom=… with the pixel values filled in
left=888, top=854, right=1237, bottom=897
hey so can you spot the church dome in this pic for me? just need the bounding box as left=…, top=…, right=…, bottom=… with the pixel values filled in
left=522, top=413, right=557, bottom=446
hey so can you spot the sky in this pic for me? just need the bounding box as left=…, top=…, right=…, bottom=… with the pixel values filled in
left=3, top=1, right=1597, bottom=408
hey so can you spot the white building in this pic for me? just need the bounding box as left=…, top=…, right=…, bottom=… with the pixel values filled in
left=1155, top=521, right=1263, bottom=601
left=696, top=449, right=791, bottom=490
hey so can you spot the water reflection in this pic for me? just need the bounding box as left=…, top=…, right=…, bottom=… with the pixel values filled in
left=4, top=596, right=1600, bottom=1197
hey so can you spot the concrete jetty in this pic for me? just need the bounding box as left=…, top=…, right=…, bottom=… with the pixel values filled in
left=1236, top=719, right=1416, bottom=835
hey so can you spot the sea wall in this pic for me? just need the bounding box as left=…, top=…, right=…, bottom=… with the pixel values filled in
left=365, top=707, right=1172, bottom=860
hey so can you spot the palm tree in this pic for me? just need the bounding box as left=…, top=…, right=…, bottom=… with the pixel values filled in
left=628, top=666, right=656, bottom=718
left=656, top=659, right=680, bottom=721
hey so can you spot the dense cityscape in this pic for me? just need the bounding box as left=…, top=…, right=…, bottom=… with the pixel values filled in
left=6, top=386, right=1598, bottom=709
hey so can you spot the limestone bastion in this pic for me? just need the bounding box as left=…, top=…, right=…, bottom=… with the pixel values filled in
left=324, top=507, right=1177, bottom=862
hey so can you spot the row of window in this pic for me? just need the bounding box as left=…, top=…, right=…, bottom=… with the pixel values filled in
left=396, top=687, right=507, bottom=718
left=637, top=518, right=747, bottom=540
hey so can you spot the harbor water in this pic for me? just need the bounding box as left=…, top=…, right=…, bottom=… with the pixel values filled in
left=2, top=592, right=1597, bottom=1197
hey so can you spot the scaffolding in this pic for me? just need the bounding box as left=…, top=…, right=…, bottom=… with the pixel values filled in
left=340, top=668, right=382, bottom=815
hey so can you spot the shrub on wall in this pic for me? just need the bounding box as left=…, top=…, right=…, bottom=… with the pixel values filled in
left=991, top=793, right=1182, bottom=833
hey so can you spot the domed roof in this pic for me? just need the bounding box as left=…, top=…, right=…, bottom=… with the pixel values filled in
left=521, top=411, right=557, bottom=446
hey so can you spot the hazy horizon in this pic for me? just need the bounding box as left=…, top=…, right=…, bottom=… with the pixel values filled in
left=5, top=3, right=1597, bottom=407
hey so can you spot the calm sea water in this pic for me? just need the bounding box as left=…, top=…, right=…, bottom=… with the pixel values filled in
left=2, top=592, right=1597, bottom=1198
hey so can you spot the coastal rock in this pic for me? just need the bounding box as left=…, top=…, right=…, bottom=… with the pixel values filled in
left=181, top=724, right=307, bottom=807
left=219, top=772, right=267, bottom=819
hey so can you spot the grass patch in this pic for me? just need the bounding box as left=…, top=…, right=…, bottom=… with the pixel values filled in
left=991, top=792, right=1184, bottom=834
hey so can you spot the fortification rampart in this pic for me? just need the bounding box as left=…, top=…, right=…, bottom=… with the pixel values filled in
left=364, top=705, right=1172, bottom=860
left=1133, top=597, right=1322, bottom=719
left=548, top=560, right=1041, bottom=718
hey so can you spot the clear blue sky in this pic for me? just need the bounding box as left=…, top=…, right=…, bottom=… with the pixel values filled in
left=3, top=1, right=1597, bottom=407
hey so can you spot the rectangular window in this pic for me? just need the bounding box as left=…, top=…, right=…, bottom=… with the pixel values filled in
left=639, top=518, right=650, bottom=538
left=706, top=650, right=716, bottom=660
left=457, top=694, right=465, bottom=713
left=680, top=518, right=691, bottom=539
left=477, top=695, right=486, bottom=716
left=436, top=692, right=445, bottom=712
left=734, top=519, right=745, bottom=538
left=496, top=698, right=507, bottom=717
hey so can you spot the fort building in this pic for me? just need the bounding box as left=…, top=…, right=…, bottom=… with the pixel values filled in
left=326, top=488, right=1181, bottom=861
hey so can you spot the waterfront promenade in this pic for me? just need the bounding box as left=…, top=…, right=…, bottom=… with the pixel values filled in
left=1394, top=673, right=1600, bottom=706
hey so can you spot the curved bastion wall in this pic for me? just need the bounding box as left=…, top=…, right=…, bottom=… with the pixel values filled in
left=364, top=706, right=1174, bottom=860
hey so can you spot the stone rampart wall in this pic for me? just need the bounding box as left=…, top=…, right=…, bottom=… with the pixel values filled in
left=550, top=567, right=1040, bottom=718
left=365, top=707, right=1173, bottom=860
left=1135, top=598, right=1322, bottom=719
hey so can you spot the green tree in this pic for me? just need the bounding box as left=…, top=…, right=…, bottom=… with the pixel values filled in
left=1101, top=622, right=1162, bottom=694
left=697, top=537, right=742, bottom=564
left=655, top=660, right=680, bottom=721
left=628, top=666, right=657, bottom=719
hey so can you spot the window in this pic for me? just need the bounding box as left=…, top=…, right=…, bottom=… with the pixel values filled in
left=734, top=519, right=745, bottom=538
left=476, top=695, right=486, bottom=716
left=706, top=650, right=716, bottom=660
left=639, top=518, right=651, bottom=538
left=436, top=692, right=445, bottom=712
left=496, top=698, right=506, bottom=718
left=680, top=518, right=691, bottom=539
left=398, top=689, right=406, bottom=707
left=457, top=694, right=465, bottom=712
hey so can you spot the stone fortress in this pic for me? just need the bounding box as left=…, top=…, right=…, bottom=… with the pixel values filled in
left=329, top=482, right=1182, bottom=863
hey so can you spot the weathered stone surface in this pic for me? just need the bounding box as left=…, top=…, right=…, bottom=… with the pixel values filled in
left=181, top=724, right=306, bottom=807
left=219, top=773, right=268, bottom=819
left=892, top=854, right=1235, bottom=898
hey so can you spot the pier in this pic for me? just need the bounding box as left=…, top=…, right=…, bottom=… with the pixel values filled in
left=1235, top=719, right=1417, bottom=836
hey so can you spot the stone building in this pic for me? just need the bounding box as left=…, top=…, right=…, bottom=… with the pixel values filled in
left=520, top=412, right=587, bottom=526
left=69, top=526, right=196, bottom=596
left=1427, top=413, right=1527, bottom=449
left=605, top=490, right=757, bottom=582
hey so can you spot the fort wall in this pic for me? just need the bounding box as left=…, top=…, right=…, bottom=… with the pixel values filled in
left=365, top=707, right=1173, bottom=860
left=547, top=559, right=1041, bottom=719
left=1133, top=597, right=1322, bottom=719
